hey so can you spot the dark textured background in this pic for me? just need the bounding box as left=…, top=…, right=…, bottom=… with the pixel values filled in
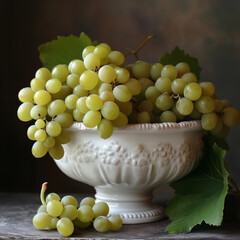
left=1, top=0, right=240, bottom=193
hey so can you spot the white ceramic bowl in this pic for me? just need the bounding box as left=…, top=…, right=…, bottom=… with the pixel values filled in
left=54, top=121, right=204, bottom=224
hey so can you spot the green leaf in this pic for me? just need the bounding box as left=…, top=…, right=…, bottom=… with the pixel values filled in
left=38, top=32, right=97, bottom=70
left=166, top=136, right=228, bottom=233
left=160, top=46, right=202, bottom=79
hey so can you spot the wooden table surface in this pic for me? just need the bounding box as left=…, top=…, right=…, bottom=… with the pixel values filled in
left=0, top=192, right=240, bottom=239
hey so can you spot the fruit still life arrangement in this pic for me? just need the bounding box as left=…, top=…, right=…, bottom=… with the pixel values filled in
left=17, top=33, right=240, bottom=236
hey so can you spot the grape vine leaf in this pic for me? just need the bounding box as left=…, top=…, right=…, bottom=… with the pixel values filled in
left=38, top=32, right=97, bottom=70
left=166, top=136, right=228, bottom=233
left=160, top=47, right=202, bottom=79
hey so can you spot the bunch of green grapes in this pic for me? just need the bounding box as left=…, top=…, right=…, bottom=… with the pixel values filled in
left=33, top=182, right=123, bottom=237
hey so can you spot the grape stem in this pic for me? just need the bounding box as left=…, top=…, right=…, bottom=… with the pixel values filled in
left=40, top=182, right=48, bottom=207
left=124, top=34, right=156, bottom=60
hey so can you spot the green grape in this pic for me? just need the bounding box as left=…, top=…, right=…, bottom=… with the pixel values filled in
left=46, top=193, right=61, bottom=203
left=51, top=64, right=69, bottom=83
left=34, top=129, right=47, bottom=142
left=18, top=87, right=34, bottom=103
left=97, top=119, right=114, bottom=139
left=55, top=129, right=70, bottom=144
left=65, top=94, right=79, bottom=110
left=112, top=112, right=128, bottom=128
left=47, top=200, right=63, bottom=217
left=51, top=85, right=72, bottom=100
left=34, top=90, right=51, bottom=106
left=156, top=93, right=174, bottom=111
left=86, top=94, right=103, bottom=111
left=55, top=112, right=74, bottom=128
left=73, top=109, right=85, bottom=122
left=60, top=205, right=78, bottom=220
left=35, top=119, right=46, bottom=129
left=113, top=85, right=132, bottom=102
left=98, top=65, right=116, bottom=83
left=92, top=202, right=109, bottom=218
left=49, top=142, right=64, bottom=160
left=66, top=74, right=80, bottom=89
left=108, top=51, right=125, bottom=66
left=98, top=42, right=111, bottom=52
left=32, top=141, right=48, bottom=158
left=32, top=212, right=51, bottom=229
left=83, top=110, right=101, bottom=128
left=214, top=99, right=224, bottom=113
left=46, top=121, right=62, bottom=137
left=93, top=216, right=111, bottom=233
left=101, top=101, right=120, bottom=120
left=150, top=63, right=163, bottom=81
left=37, top=205, right=47, bottom=213
left=189, top=107, right=202, bottom=120
left=160, top=111, right=177, bottom=123
left=76, top=97, right=90, bottom=114
left=195, top=96, right=215, bottom=114
left=73, top=218, right=91, bottom=229
left=124, top=78, right=142, bottom=95
left=137, top=111, right=151, bottom=123
left=183, top=82, right=202, bottom=101
left=171, top=78, right=187, bottom=95
left=56, top=217, right=74, bottom=237
left=49, top=217, right=59, bottom=229
left=181, top=72, right=197, bottom=83
left=17, top=102, right=34, bottom=122
left=30, top=78, right=46, bottom=92
left=171, top=103, right=185, bottom=121
left=221, top=99, right=232, bottom=109
left=35, top=67, right=51, bottom=82
left=115, top=67, right=130, bottom=83
left=132, top=61, right=150, bottom=79
left=201, top=112, right=218, bottom=130
left=78, top=205, right=94, bottom=223
left=84, top=53, right=101, bottom=71
left=48, top=100, right=66, bottom=117
left=116, top=101, right=133, bottom=116
left=155, top=76, right=172, bottom=93
left=30, top=105, right=47, bottom=120
left=69, top=59, right=86, bottom=75
left=100, top=91, right=115, bottom=102
left=210, top=118, right=223, bottom=136
left=61, top=195, right=78, bottom=207
left=161, top=64, right=177, bottom=80
left=80, top=197, right=95, bottom=207
left=27, top=125, right=38, bottom=140
left=46, top=78, right=62, bottom=94
left=175, top=62, right=190, bottom=77
left=176, top=98, right=194, bottom=115
left=138, top=100, right=153, bottom=112
left=44, top=136, right=56, bottom=148
left=94, top=45, right=110, bottom=60
left=99, top=83, right=113, bottom=94
left=222, top=107, right=240, bottom=127
left=199, top=82, right=215, bottom=97
left=145, top=86, right=160, bottom=103
left=82, top=46, right=95, bottom=59
left=80, top=70, right=99, bottom=90
left=108, top=215, right=123, bottom=231
left=73, top=84, right=89, bottom=97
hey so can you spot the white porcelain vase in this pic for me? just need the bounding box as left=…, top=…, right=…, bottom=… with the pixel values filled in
left=54, top=121, right=204, bottom=224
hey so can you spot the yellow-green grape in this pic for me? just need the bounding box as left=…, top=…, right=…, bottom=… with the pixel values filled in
left=49, top=142, right=64, bottom=160
left=55, top=112, right=74, bottom=128
left=46, top=121, right=62, bottom=137
left=61, top=195, right=78, bottom=207
left=201, top=112, right=218, bottom=130
left=17, top=102, right=34, bottom=122
left=51, top=64, right=69, bottom=83
left=99, top=83, right=113, bottom=94
left=46, top=193, right=61, bottom=203
left=86, top=94, right=103, bottom=111
left=124, top=78, right=142, bottom=95
left=82, top=45, right=95, bottom=59
left=156, top=93, right=174, bottom=111
left=113, top=85, right=132, bottom=103
left=27, top=125, right=38, bottom=140
left=83, top=110, right=102, bottom=128
left=175, top=62, right=190, bottom=77
left=137, top=111, right=151, bottom=123
left=73, top=109, right=85, bottom=122
left=138, top=100, right=153, bottom=113
left=132, top=61, right=151, bottom=79
left=18, top=87, right=34, bottom=103
left=80, top=70, right=99, bottom=90
left=108, top=51, right=125, bottom=66
left=195, top=96, right=216, bottom=114
left=44, top=136, right=55, bottom=148
left=221, top=99, right=232, bottom=109
left=35, top=119, right=46, bottom=129
left=98, top=65, right=116, bottom=83
left=84, top=53, right=101, bottom=71
left=34, top=90, right=51, bottom=106
left=78, top=205, right=94, bottom=223
left=222, top=107, right=240, bottom=127
left=176, top=98, right=194, bottom=115
left=30, top=78, right=46, bottom=92
left=101, top=101, right=120, bottom=120
left=92, top=202, right=109, bottom=218
left=49, top=217, right=59, bottom=229
left=145, top=86, right=161, bottom=103
left=160, top=111, right=177, bottom=123
left=32, top=212, right=51, bottom=229
left=116, top=101, right=133, bottom=116
left=155, top=76, right=172, bottom=93
left=93, top=216, right=111, bottom=233
left=161, top=64, right=177, bottom=80
left=73, top=218, right=91, bottom=229
left=115, top=67, right=130, bottom=83
left=69, top=59, right=86, bottom=75
left=56, top=217, right=74, bottom=237
left=65, top=94, right=79, bottom=110
left=48, top=100, right=66, bottom=117
left=97, top=119, right=114, bottom=139
left=66, top=74, right=80, bottom=89
left=94, top=45, right=110, bottom=60
left=35, top=67, right=51, bottom=82
left=183, top=82, right=202, bottom=101
left=51, top=85, right=72, bottom=100
left=100, top=91, right=115, bottom=102
left=37, top=205, right=47, bottom=213
left=45, top=78, right=62, bottom=94
left=55, top=129, right=70, bottom=144
left=76, top=97, right=90, bottom=114
left=214, top=99, right=224, bottom=113
left=199, top=82, right=215, bottom=97
left=47, top=199, right=63, bottom=217
left=60, top=205, right=78, bottom=220
left=112, top=112, right=128, bottom=128
left=34, top=129, right=47, bottom=142
left=108, top=215, right=123, bottom=231
left=80, top=197, right=95, bottom=207
left=32, top=141, right=48, bottom=158
left=73, top=84, right=89, bottom=97
left=30, top=105, right=47, bottom=120
left=171, top=78, right=187, bottom=95
left=150, top=63, right=163, bottom=81
left=181, top=72, right=198, bottom=83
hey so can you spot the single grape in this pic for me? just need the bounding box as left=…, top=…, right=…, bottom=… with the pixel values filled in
left=49, top=142, right=64, bottom=160
left=93, top=216, right=111, bottom=233
left=73, top=84, right=89, bottom=97
left=195, top=96, right=215, bottom=114
left=32, top=141, right=48, bottom=158
left=100, top=91, right=115, bottom=102
left=199, top=82, right=215, bottom=97
left=34, top=90, right=51, bottom=106
left=56, top=217, right=74, bottom=237
left=49, top=217, right=59, bottom=229
left=112, top=112, right=128, bottom=128
left=83, top=110, right=102, bottom=128
left=69, top=59, right=86, bottom=75
left=48, top=100, right=66, bottom=117
left=201, top=112, right=218, bottom=130
left=222, top=107, right=240, bottom=127
left=108, top=51, right=125, bottom=66
left=65, top=94, right=79, bottom=110
left=55, top=129, right=71, bottom=144
left=51, top=64, right=69, bottom=82
left=94, top=45, right=110, bottom=60
left=132, top=61, right=151, bottom=79
left=51, top=85, right=72, bottom=100
left=137, top=111, right=151, bottom=123
left=78, top=205, right=94, bottom=223
left=32, top=212, right=51, bottom=229
left=73, top=109, right=85, bottom=122
left=108, top=215, right=123, bottom=231
left=97, top=119, right=114, bottom=139
left=183, top=82, right=202, bottom=101
left=35, top=119, right=46, bottom=129
left=86, top=94, right=103, bottom=111
left=18, top=87, right=34, bottom=103
left=115, top=67, right=130, bottom=83
left=60, top=205, right=78, bottom=220
left=113, top=85, right=132, bottom=102
left=61, top=195, right=78, bottom=207
left=101, top=101, right=120, bottom=120
left=30, top=78, right=46, bottom=92
left=34, top=129, right=47, bottom=142
left=54, top=112, right=74, bottom=128
left=124, top=78, right=142, bottom=95
left=46, top=78, right=62, bottom=94
left=155, top=76, right=172, bottom=93
left=46, top=200, right=63, bottom=217
left=46, top=193, right=61, bottom=203
left=138, top=78, right=154, bottom=98
left=82, top=46, right=95, bottom=59
left=92, top=202, right=109, bottom=218
left=155, top=93, right=174, bottom=111
left=98, top=65, right=117, bottom=83
left=76, top=97, right=90, bottom=114
left=46, top=121, right=62, bottom=137
left=35, top=67, right=51, bottom=82
left=73, top=218, right=91, bottom=229
left=176, top=98, right=194, bottom=115
left=80, top=197, right=95, bottom=207
left=175, top=62, right=190, bottom=77
left=80, top=70, right=99, bottom=90
left=30, top=105, right=47, bottom=120
left=37, top=205, right=47, bottom=213
left=84, top=53, right=101, bottom=71
left=181, top=72, right=197, bottom=83
left=17, top=102, right=34, bottom=122
left=150, top=63, right=163, bottom=81
left=161, top=64, right=177, bottom=80
left=160, top=111, right=177, bottom=123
